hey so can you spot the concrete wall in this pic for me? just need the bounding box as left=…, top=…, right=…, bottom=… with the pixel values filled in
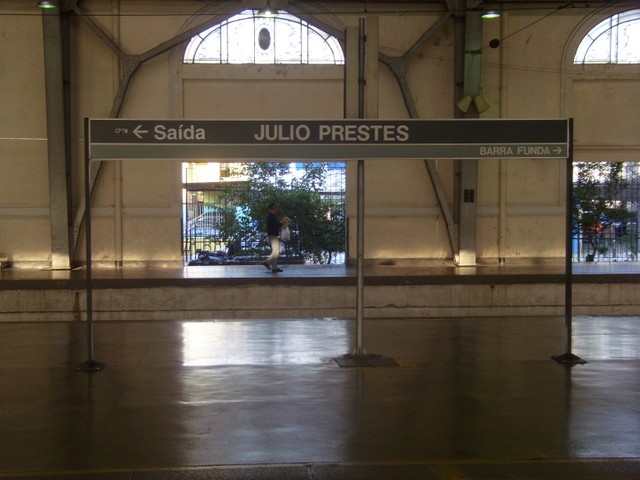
left=1, top=282, right=638, bottom=322
left=1, top=1, right=638, bottom=268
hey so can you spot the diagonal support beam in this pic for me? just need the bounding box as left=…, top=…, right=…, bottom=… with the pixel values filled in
left=379, top=9, right=459, bottom=258
left=69, top=2, right=241, bottom=258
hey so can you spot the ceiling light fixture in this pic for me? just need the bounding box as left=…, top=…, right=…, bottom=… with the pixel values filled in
left=37, top=0, right=57, bottom=8
left=258, top=1, right=278, bottom=18
left=482, top=10, right=501, bottom=19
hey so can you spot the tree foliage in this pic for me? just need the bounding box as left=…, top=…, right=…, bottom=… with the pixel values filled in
left=217, top=162, right=345, bottom=264
left=573, top=162, right=634, bottom=261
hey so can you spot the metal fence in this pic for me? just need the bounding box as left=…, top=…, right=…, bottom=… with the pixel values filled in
left=183, top=162, right=640, bottom=265
left=182, top=207, right=308, bottom=266
left=574, top=223, right=639, bottom=262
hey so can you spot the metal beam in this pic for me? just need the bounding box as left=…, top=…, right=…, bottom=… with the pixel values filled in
left=455, top=1, right=483, bottom=265
left=42, top=8, right=71, bottom=270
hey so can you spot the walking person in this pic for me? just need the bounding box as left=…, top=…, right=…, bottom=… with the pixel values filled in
left=264, top=202, right=290, bottom=273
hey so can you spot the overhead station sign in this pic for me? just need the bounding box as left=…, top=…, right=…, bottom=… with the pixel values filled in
left=87, top=118, right=569, bottom=160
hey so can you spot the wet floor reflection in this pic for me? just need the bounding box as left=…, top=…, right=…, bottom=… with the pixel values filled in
left=565, top=316, right=640, bottom=457
left=572, top=315, right=640, bottom=359
left=0, top=316, right=639, bottom=473
left=180, top=318, right=350, bottom=366
left=176, top=319, right=355, bottom=465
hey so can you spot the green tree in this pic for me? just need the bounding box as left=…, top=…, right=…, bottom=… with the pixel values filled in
left=278, top=188, right=345, bottom=264
left=573, top=162, right=634, bottom=261
left=218, top=162, right=345, bottom=264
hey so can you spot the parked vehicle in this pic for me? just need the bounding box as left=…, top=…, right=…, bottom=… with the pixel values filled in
left=187, top=250, right=238, bottom=266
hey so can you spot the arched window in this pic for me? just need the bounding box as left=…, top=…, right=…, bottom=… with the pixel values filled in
left=574, top=9, right=640, bottom=64
left=183, top=9, right=344, bottom=65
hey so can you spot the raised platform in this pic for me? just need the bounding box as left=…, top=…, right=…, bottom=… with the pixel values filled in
left=1, top=262, right=640, bottom=321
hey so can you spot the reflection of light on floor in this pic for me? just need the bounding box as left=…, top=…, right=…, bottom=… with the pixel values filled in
left=573, top=316, right=640, bottom=359
left=181, top=319, right=350, bottom=366
left=566, top=316, right=640, bottom=457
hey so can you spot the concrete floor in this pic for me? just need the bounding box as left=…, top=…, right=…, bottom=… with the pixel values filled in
left=1, top=315, right=639, bottom=479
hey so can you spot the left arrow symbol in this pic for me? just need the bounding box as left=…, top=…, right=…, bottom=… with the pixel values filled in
left=133, top=125, right=149, bottom=139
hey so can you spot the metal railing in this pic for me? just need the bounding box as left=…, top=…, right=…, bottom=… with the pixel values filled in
left=573, top=162, right=639, bottom=262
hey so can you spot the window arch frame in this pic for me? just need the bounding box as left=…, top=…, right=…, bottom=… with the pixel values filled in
left=183, top=9, right=345, bottom=65
left=574, top=8, right=640, bottom=64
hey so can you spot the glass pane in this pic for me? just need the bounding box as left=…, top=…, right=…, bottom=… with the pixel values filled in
left=585, top=29, right=613, bottom=63
left=227, top=18, right=254, bottom=63
left=618, top=20, right=640, bottom=63
left=307, top=31, right=336, bottom=64
left=184, top=37, right=203, bottom=64
left=301, top=24, right=309, bottom=63
left=275, top=19, right=303, bottom=63
left=200, top=30, right=223, bottom=63
left=219, top=23, right=227, bottom=63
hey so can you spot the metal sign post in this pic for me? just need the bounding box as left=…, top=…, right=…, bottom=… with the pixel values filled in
left=355, top=17, right=366, bottom=358
left=553, top=119, right=586, bottom=365
left=77, top=118, right=106, bottom=372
